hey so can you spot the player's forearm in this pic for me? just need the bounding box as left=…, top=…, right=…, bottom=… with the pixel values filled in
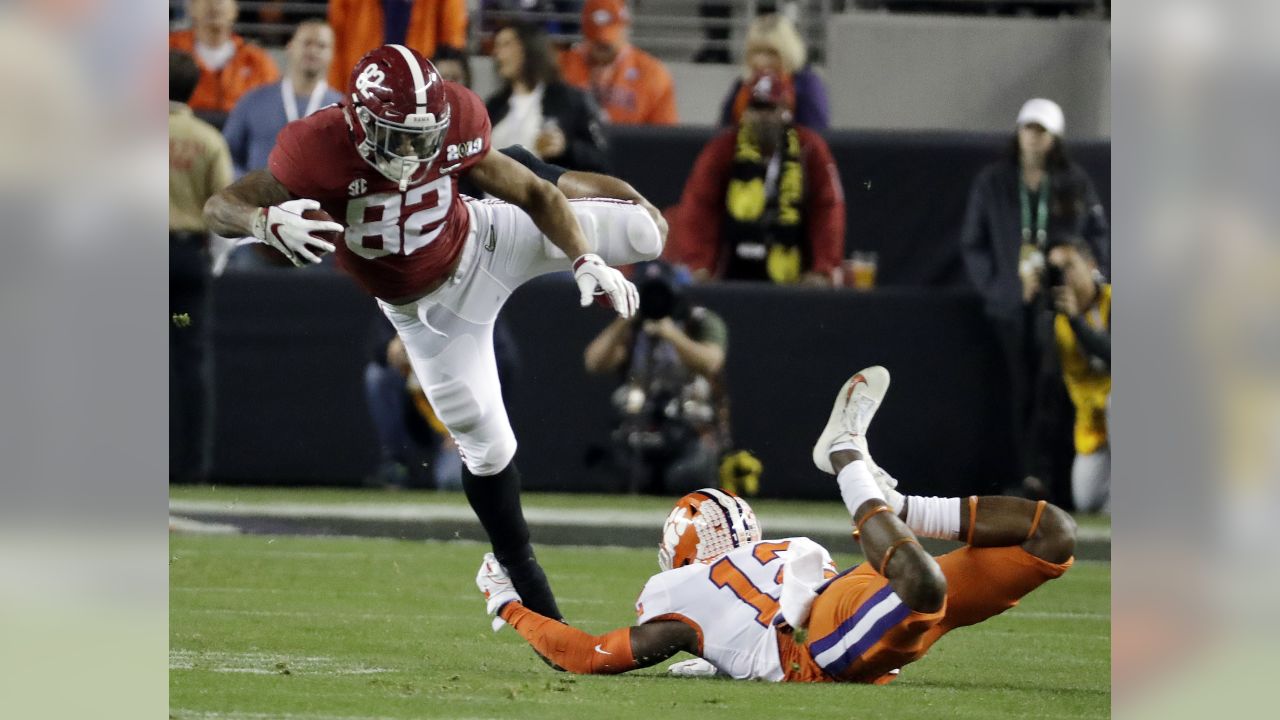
left=203, top=169, right=292, bottom=237
left=499, top=602, right=638, bottom=674
left=203, top=192, right=261, bottom=237
left=524, top=179, right=591, bottom=259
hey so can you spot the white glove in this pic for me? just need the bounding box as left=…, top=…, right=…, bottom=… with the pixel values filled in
left=573, top=253, right=639, bottom=318
left=251, top=198, right=341, bottom=266
left=476, top=552, right=521, bottom=623
left=668, top=657, right=719, bottom=677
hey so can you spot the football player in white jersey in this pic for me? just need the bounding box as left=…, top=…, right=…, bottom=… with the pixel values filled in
left=477, top=366, right=1077, bottom=683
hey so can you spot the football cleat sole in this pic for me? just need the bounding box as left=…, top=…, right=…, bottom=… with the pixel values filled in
left=811, top=366, right=890, bottom=474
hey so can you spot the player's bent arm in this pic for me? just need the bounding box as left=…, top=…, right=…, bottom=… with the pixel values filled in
left=203, top=169, right=293, bottom=238
left=469, top=150, right=591, bottom=259
left=500, top=602, right=698, bottom=674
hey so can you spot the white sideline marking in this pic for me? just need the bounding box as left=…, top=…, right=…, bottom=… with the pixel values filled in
left=170, top=516, right=241, bottom=535
left=170, top=650, right=391, bottom=676
left=168, top=498, right=1112, bottom=540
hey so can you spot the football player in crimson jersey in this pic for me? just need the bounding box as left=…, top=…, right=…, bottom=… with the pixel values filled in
left=205, top=44, right=667, bottom=621
left=477, top=367, right=1076, bottom=682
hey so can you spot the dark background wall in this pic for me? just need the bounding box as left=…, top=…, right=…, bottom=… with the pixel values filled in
left=205, top=128, right=1109, bottom=499
left=210, top=274, right=1013, bottom=499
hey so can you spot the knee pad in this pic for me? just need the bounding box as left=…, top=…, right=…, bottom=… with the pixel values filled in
left=426, top=376, right=483, bottom=433
left=625, top=207, right=663, bottom=259
left=458, top=426, right=517, bottom=476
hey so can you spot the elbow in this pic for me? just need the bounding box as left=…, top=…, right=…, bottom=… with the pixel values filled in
left=526, top=178, right=563, bottom=216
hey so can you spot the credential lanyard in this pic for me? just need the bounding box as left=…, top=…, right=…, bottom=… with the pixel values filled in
left=1020, top=173, right=1050, bottom=247
left=281, top=77, right=328, bottom=123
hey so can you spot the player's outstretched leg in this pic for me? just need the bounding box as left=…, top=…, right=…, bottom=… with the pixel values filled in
left=830, top=451, right=947, bottom=613
left=813, top=368, right=946, bottom=612
left=882, top=468, right=1076, bottom=633
left=462, top=462, right=563, bottom=621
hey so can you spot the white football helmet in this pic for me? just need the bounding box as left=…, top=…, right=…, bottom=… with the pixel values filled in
left=658, top=489, right=762, bottom=572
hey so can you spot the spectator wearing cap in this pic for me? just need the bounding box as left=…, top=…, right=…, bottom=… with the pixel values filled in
left=559, top=0, right=678, bottom=125
left=960, top=98, right=1110, bottom=499
left=719, top=13, right=829, bottom=131
left=669, top=71, right=844, bottom=285
left=169, top=0, right=280, bottom=117
left=326, top=0, right=468, bottom=93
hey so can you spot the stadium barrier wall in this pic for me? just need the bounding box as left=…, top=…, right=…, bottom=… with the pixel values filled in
left=209, top=275, right=1015, bottom=500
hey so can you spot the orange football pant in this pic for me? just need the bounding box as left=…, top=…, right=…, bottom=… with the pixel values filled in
left=780, top=546, right=1073, bottom=683
left=501, top=602, right=637, bottom=674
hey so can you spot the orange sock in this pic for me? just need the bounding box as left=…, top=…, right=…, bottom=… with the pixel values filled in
left=500, top=603, right=637, bottom=674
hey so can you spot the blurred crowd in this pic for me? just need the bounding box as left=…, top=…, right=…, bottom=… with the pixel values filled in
left=170, top=0, right=1110, bottom=512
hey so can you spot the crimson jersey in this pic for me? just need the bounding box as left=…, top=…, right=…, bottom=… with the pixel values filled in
left=269, top=82, right=491, bottom=300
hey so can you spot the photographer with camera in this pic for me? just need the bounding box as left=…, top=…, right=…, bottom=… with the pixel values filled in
left=583, top=262, right=730, bottom=495
left=960, top=98, right=1110, bottom=503
left=1040, top=239, right=1111, bottom=513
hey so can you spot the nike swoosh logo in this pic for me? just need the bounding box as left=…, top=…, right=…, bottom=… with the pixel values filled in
left=269, top=222, right=287, bottom=243
left=440, top=162, right=464, bottom=174
left=844, top=374, right=865, bottom=402
left=593, top=644, right=613, bottom=655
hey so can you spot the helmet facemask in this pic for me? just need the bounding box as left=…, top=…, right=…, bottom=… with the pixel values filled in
left=355, top=104, right=450, bottom=191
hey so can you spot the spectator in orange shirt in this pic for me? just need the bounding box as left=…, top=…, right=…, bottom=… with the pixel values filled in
left=671, top=71, right=844, bottom=285
left=168, top=0, right=280, bottom=117
left=327, top=0, right=468, bottom=92
left=559, top=0, right=678, bottom=125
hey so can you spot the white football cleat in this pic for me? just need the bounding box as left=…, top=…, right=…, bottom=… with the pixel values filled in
left=476, top=552, right=521, bottom=627
left=812, top=366, right=890, bottom=475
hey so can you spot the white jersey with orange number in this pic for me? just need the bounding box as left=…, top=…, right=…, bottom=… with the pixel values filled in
left=635, top=537, right=837, bottom=681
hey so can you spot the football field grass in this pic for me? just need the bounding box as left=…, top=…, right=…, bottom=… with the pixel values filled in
left=170, top=533, right=1109, bottom=719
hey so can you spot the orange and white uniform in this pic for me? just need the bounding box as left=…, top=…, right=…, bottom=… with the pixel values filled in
left=498, top=534, right=1071, bottom=682
left=635, top=537, right=835, bottom=680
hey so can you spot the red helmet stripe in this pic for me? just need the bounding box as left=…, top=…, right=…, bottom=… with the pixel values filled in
left=387, top=44, right=427, bottom=116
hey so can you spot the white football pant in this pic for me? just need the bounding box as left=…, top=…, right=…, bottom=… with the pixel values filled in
left=377, top=198, right=662, bottom=476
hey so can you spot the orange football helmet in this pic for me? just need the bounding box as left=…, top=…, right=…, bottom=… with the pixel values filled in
left=658, top=488, right=762, bottom=572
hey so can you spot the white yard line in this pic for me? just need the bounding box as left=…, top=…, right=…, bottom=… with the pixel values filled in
left=169, top=499, right=1111, bottom=541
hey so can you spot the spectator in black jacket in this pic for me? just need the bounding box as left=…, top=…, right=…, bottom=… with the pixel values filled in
left=960, top=98, right=1110, bottom=500
left=486, top=20, right=610, bottom=173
